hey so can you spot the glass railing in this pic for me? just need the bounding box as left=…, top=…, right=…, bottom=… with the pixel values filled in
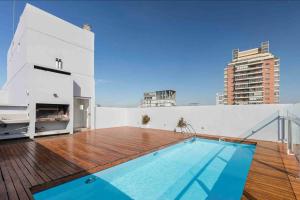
left=238, top=111, right=280, bottom=141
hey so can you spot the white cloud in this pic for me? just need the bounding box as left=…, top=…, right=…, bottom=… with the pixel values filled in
left=95, top=78, right=112, bottom=84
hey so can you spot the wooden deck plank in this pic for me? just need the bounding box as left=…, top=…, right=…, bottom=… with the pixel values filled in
left=3, top=145, right=33, bottom=200
left=25, top=141, right=78, bottom=176
left=11, top=143, right=50, bottom=184
left=5, top=144, right=35, bottom=200
left=8, top=146, right=39, bottom=186
left=0, top=160, right=9, bottom=200
left=0, top=127, right=298, bottom=200
left=0, top=147, right=20, bottom=200
left=279, top=143, right=300, bottom=200
left=16, top=143, right=58, bottom=181
left=23, top=142, right=68, bottom=179
left=0, top=146, right=30, bottom=200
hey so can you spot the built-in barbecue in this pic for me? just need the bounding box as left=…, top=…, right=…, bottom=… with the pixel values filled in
left=35, top=104, right=70, bottom=134
left=36, top=104, right=69, bottom=122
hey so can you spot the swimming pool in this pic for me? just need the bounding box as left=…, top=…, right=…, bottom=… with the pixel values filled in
left=34, top=137, right=256, bottom=200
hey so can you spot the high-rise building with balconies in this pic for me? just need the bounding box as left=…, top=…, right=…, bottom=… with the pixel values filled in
left=223, top=41, right=280, bottom=105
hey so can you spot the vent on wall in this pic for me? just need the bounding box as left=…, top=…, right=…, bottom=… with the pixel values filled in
left=55, top=58, right=63, bottom=70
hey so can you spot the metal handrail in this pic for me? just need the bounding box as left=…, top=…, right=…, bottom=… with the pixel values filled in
left=237, top=111, right=280, bottom=143
left=286, top=112, right=300, bottom=126
left=241, top=116, right=279, bottom=142
left=187, top=123, right=197, bottom=134
left=177, top=122, right=197, bottom=135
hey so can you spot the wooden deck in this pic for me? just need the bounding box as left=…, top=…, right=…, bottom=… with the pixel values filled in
left=243, top=140, right=300, bottom=200
left=0, top=127, right=299, bottom=200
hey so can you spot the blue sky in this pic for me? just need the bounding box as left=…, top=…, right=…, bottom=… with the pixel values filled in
left=0, top=1, right=299, bottom=106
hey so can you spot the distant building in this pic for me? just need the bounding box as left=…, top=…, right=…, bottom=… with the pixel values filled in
left=224, top=41, right=280, bottom=105
left=216, top=93, right=224, bottom=105
left=141, top=90, right=176, bottom=107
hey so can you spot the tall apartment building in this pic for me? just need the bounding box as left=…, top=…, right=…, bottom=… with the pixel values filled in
left=223, top=41, right=280, bottom=105
left=141, top=90, right=176, bottom=107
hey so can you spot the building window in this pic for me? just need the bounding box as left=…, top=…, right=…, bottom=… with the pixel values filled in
left=56, top=58, right=63, bottom=70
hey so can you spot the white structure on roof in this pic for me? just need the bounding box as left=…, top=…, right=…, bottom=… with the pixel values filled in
left=216, top=92, right=224, bottom=105
left=0, top=3, right=95, bottom=139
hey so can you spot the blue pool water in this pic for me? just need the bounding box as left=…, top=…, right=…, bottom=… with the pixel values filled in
left=34, top=138, right=256, bottom=200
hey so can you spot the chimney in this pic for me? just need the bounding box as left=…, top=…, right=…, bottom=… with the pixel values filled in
left=82, top=24, right=91, bottom=31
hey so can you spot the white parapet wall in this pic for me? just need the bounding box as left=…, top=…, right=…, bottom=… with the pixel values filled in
left=95, top=104, right=292, bottom=141
left=289, top=103, right=300, bottom=117
left=0, top=90, right=8, bottom=105
left=127, top=104, right=290, bottom=141
left=95, top=107, right=128, bottom=128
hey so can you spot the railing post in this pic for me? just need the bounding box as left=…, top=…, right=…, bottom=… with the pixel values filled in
left=287, top=119, right=293, bottom=155
left=278, top=116, right=280, bottom=141
left=281, top=117, right=285, bottom=142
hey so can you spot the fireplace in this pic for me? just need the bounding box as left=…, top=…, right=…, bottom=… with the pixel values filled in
left=35, top=104, right=70, bottom=134
left=36, top=104, right=69, bottom=122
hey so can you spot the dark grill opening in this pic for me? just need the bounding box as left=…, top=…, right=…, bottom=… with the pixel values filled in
left=36, top=104, right=69, bottom=122
left=35, top=104, right=70, bottom=133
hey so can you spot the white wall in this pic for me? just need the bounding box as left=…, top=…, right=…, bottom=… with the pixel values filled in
left=0, top=106, right=27, bottom=113
left=4, top=64, right=31, bottom=106
left=25, top=4, right=93, bottom=51
left=7, top=8, right=27, bottom=81
left=0, top=90, right=8, bottom=105
left=289, top=103, right=300, bottom=117
left=23, top=3, right=95, bottom=99
left=30, top=69, right=73, bottom=105
left=95, top=107, right=127, bottom=129
left=5, top=3, right=95, bottom=104
left=127, top=104, right=290, bottom=141
left=95, top=104, right=291, bottom=141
